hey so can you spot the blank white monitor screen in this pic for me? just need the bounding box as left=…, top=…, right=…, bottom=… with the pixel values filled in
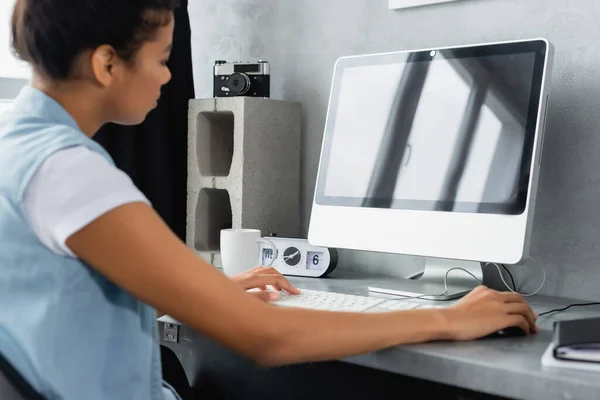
left=316, top=41, right=547, bottom=215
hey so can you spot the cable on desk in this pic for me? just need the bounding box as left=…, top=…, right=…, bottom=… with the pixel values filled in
left=538, top=302, right=600, bottom=317
left=399, top=262, right=545, bottom=302
left=482, top=262, right=546, bottom=297
left=406, top=265, right=516, bottom=288
left=394, top=267, right=482, bottom=302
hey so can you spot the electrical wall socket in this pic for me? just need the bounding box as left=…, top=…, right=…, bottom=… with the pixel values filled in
left=163, top=323, right=179, bottom=343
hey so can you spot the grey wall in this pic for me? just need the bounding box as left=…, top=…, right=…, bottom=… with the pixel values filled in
left=0, top=77, right=27, bottom=99
left=188, top=0, right=600, bottom=301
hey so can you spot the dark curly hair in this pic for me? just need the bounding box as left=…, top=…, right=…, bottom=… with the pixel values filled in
left=11, top=0, right=180, bottom=80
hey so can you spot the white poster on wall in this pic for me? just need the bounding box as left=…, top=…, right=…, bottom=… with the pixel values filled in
left=0, top=0, right=31, bottom=78
left=389, top=0, right=463, bottom=10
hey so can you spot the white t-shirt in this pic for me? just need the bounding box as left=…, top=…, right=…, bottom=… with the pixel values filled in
left=23, top=146, right=151, bottom=257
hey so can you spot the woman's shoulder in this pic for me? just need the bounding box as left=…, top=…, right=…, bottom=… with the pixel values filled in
left=0, top=111, right=112, bottom=199
left=1, top=109, right=86, bottom=143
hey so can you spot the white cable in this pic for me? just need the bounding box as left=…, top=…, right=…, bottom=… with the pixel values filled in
left=398, top=267, right=482, bottom=301
left=396, top=263, right=546, bottom=301
left=483, top=262, right=546, bottom=297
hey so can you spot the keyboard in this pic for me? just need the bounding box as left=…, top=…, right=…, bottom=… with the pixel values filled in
left=270, top=288, right=451, bottom=313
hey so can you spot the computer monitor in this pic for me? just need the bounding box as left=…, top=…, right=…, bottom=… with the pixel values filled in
left=308, top=38, right=554, bottom=300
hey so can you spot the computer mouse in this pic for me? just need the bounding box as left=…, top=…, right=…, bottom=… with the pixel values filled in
left=481, top=326, right=527, bottom=339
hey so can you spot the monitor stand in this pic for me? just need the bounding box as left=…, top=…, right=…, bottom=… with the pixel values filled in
left=367, top=258, right=487, bottom=301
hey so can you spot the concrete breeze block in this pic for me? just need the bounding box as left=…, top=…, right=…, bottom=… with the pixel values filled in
left=187, top=97, right=302, bottom=267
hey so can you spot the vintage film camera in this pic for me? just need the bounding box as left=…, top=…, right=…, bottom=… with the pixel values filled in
left=213, top=60, right=271, bottom=98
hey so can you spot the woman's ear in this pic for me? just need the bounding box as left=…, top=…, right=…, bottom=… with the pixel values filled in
left=90, top=45, right=122, bottom=87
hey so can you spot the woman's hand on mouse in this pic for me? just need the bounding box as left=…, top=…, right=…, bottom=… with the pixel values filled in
left=230, top=266, right=301, bottom=302
left=440, top=285, right=538, bottom=341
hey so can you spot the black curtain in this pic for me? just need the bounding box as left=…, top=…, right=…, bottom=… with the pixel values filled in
left=94, top=0, right=194, bottom=241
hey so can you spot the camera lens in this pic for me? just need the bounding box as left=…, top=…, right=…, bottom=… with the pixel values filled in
left=226, top=72, right=251, bottom=95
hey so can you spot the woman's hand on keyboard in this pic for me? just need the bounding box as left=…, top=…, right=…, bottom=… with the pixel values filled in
left=442, top=285, right=539, bottom=340
left=230, top=266, right=301, bottom=302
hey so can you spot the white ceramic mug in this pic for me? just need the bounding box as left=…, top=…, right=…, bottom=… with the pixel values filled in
left=220, top=228, right=277, bottom=276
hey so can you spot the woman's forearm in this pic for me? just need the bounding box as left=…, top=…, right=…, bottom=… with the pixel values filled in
left=257, top=306, right=449, bottom=366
